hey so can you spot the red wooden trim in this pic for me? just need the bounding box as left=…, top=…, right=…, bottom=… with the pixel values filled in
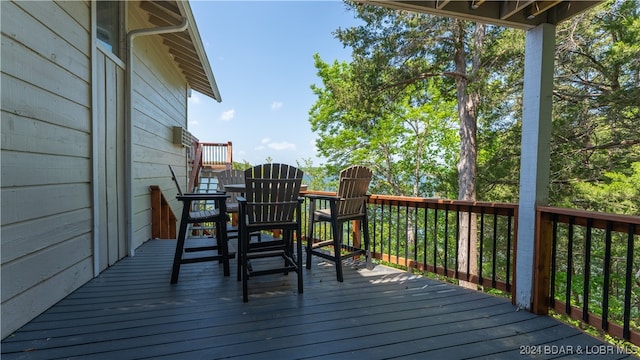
left=370, top=252, right=512, bottom=292
left=537, top=206, right=640, bottom=234
left=533, top=210, right=554, bottom=314
left=150, top=185, right=162, bottom=239
left=553, top=301, right=640, bottom=346
left=149, top=185, right=177, bottom=239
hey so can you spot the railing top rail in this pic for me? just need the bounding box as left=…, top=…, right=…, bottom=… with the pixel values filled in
left=538, top=205, right=640, bottom=234
left=368, top=194, right=518, bottom=213
left=200, top=142, right=232, bottom=147
left=302, top=190, right=517, bottom=215
left=538, top=206, right=640, bottom=223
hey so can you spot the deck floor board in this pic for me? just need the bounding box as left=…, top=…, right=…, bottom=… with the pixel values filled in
left=2, top=238, right=635, bottom=359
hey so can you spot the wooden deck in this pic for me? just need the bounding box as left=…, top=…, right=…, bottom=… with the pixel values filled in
left=2, top=238, right=636, bottom=360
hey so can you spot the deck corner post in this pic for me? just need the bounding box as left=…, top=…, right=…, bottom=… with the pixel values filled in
left=532, top=209, right=553, bottom=314
left=515, top=22, right=556, bottom=311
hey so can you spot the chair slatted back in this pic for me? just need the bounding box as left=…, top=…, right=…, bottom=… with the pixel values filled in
left=215, top=169, right=245, bottom=190
left=335, top=165, right=372, bottom=216
left=215, top=169, right=244, bottom=210
left=244, top=163, right=303, bottom=225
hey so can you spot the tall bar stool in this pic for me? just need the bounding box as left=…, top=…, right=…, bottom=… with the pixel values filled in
left=169, top=165, right=231, bottom=283
left=306, top=165, right=373, bottom=282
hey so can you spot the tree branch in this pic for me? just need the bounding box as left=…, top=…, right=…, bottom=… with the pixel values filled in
left=381, top=71, right=466, bottom=91
left=580, top=139, right=640, bottom=151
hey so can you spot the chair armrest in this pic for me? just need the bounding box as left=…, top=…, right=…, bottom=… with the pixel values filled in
left=305, top=193, right=340, bottom=201
left=177, top=193, right=229, bottom=201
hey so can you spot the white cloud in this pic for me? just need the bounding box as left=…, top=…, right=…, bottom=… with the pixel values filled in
left=188, top=94, right=202, bottom=105
left=261, top=138, right=271, bottom=144
left=271, top=101, right=283, bottom=111
left=220, top=109, right=235, bottom=121
left=268, top=141, right=296, bottom=151
left=189, top=120, right=199, bottom=126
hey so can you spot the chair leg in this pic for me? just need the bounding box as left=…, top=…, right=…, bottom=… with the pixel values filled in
left=218, top=219, right=230, bottom=277
left=241, top=226, right=249, bottom=302
left=296, top=226, right=304, bottom=294
left=283, top=229, right=291, bottom=274
left=237, top=227, right=243, bottom=282
left=363, top=215, right=373, bottom=270
left=171, top=208, right=190, bottom=284
left=306, top=220, right=315, bottom=270
left=332, top=220, right=344, bottom=282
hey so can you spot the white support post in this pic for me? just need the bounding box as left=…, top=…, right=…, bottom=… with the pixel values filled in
left=515, top=23, right=556, bottom=310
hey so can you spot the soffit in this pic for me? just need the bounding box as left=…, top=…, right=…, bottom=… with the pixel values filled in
left=138, top=1, right=221, bottom=101
left=360, top=0, right=604, bottom=30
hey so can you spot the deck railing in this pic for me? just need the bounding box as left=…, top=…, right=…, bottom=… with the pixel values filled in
left=300, top=191, right=639, bottom=346
left=300, top=191, right=518, bottom=297
left=534, top=206, right=640, bottom=345
left=201, top=142, right=233, bottom=169
left=188, top=140, right=232, bottom=192
left=182, top=143, right=638, bottom=345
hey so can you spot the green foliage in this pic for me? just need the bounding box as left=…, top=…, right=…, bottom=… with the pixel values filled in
left=307, top=0, right=639, bottom=347
left=231, top=161, right=252, bottom=171
left=550, top=0, right=640, bottom=208
left=573, top=162, right=640, bottom=214
left=296, top=157, right=331, bottom=191
left=310, top=54, right=459, bottom=197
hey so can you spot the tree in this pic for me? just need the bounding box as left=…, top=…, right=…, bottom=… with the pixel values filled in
left=551, top=0, right=640, bottom=208
left=312, top=2, right=527, bottom=287
left=310, top=54, right=458, bottom=268
left=310, top=55, right=458, bottom=198
left=574, top=162, right=640, bottom=214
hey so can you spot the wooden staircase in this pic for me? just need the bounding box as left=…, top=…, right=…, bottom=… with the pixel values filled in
left=149, top=140, right=233, bottom=240
left=188, top=141, right=233, bottom=193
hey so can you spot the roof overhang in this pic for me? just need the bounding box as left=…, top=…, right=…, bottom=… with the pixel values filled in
left=360, top=0, right=604, bottom=30
left=138, top=1, right=221, bottom=102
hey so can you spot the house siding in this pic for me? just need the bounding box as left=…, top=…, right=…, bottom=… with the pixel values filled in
left=128, top=1, right=190, bottom=249
left=1, top=0, right=195, bottom=338
left=0, top=0, right=93, bottom=338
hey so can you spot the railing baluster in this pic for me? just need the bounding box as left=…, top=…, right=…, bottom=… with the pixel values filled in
left=492, top=209, right=498, bottom=288
left=565, top=216, right=575, bottom=315
left=506, top=211, right=512, bottom=291
left=455, top=206, right=459, bottom=279
left=602, top=221, right=613, bottom=332
left=423, top=207, right=428, bottom=270
left=622, top=224, right=634, bottom=340
left=467, top=206, right=472, bottom=281
left=413, top=206, right=419, bottom=267
left=387, top=203, right=392, bottom=262
left=372, top=202, right=378, bottom=257
left=396, top=203, right=401, bottom=265
left=380, top=202, right=385, bottom=259
left=550, top=214, right=558, bottom=308
left=444, top=205, right=449, bottom=276
left=433, top=208, right=438, bottom=273
left=479, top=208, right=485, bottom=284
left=582, top=218, right=592, bottom=323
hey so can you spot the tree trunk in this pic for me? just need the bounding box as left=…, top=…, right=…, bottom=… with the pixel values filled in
left=453, top=20, right=482, bottom=289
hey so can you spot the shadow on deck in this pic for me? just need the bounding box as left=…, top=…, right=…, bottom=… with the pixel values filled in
left=2, top=238, right=636, bottom=359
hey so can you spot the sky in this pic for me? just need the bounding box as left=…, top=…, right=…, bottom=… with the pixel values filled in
left=187, top=1, right=362, bottom=166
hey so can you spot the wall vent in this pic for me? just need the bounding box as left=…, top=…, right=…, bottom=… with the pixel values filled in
left=173, top=126, right=192, bottom=148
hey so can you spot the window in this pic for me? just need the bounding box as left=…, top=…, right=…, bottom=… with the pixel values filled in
left=97, top=0, right=121, bottom=56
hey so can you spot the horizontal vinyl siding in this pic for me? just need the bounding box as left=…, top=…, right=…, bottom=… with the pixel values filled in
left=128, top=3, right=189, bottom=250
left=0, top=0, right=92, bottom=339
